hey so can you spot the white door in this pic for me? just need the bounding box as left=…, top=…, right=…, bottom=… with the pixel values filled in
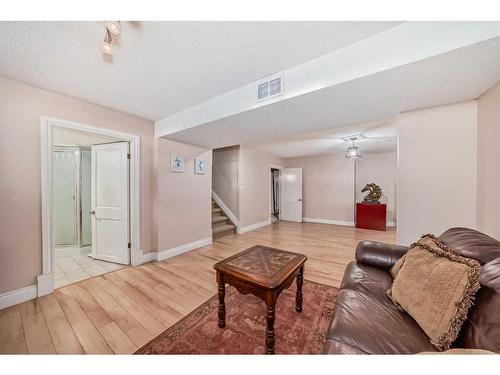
left=91, top=142, right=130, bottom=264
left=280, top=168, right=303, bottom=222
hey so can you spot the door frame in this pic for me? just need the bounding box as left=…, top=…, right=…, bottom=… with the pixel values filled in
left=39, top=116, right=141, bottom=296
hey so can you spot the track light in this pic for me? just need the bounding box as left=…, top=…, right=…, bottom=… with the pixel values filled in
left=101, top=29, right=113, bottom=55
left=106, top=21, right=121, bottom=35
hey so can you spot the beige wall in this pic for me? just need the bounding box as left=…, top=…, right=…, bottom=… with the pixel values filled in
left=212, top=146, right=239, bottom=218
left=0, top=76, right=155, bottom=294
left=284, top=154, right=355, bottom=223
left=238, top=146, right=284, bottom=228
left=356, top=152, right=397, bottom=224
left=284, top=152, right=397, bottom=224
left=477, top=81, right=500, bottom=240
left=154, top=138, right=212, bottom=251
left=397, top=101, right=478, bottom=245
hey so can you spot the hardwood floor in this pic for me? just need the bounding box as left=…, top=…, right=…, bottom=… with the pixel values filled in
left=0, top=221, right=396, bottom=354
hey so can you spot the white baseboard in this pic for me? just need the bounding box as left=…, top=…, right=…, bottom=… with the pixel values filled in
left=304, top=217, right=396, bottom=228
left=238, top=219, right=272, bottom=234
left=157, top=237, right=213, bottom=262
left=134, top=249, right=157, bottom=265
left=0, top=285, right=38, bottom=310
left=212, top=191, right=239, bottom=227
left=303, top=217, right=355, bottom=226
left=37, top=273, right=54, bottom=297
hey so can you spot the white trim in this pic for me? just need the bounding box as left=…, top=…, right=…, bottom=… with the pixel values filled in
left=303, top=218, right=355, bottom=226
left=157, top=237, right=213, bottom=262
left=40, top=116, right=143, bottom=297
left=212, top=191, right=239, bottom=227
left=303, top=217, right=396, bottom=228
left=36, top=273, right=54, bottom=297
left=0, top=285, right=38, bottom=309
left=135, top=250, right=157, bottom=265
left=238, top=219, right=272, bottom=234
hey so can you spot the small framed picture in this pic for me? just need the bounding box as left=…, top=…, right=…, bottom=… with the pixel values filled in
left=170, top=155, right=184, bottom=173
left=194, top=158, right=206, bottom=174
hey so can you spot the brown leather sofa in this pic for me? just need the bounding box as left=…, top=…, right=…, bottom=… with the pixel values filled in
left=323, top=227, right=500, bottom=354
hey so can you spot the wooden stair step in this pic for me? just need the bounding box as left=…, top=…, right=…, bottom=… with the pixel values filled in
left=212, top=221, right=229, bottom=228
left=212, top=224, right=235, bottom=235
left=212, top=215, right=228, bottom=224
left=212, top=208, right=222, bottom=214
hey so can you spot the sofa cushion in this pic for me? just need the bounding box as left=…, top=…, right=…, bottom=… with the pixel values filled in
left=455, top=258, right=500, bottom=352
left=326, top=289, right=437, bottom=354
left=322, top=339, right=366, bottom=354
left=388, top=235, right=481, bottom=351
left=340, top=261, right=393, bottom=299
left=439, top=227, right=500, bottom=265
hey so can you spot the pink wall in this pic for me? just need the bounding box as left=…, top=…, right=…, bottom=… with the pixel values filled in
left=212, top=146, right=239, bottom=218
left=154, top=138, right=212, bottom=251
left=284, top=152, right=397, bottom=224
left=477, top=81, right=500, bottom=240
left=397, top=101, right=478, bottom=245
left=284, top=154, right=355, bottom=223
left=0, top=76, right=155, bottom=294
left=238, top=146, right=284, bottom=227
left=356, top=152, right=397, bottom=223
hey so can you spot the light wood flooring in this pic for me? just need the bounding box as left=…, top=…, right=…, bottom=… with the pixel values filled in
left=0, top=221, right=396, bottom=354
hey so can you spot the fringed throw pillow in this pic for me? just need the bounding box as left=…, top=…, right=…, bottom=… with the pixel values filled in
left=387, top=234, right=481, bottom=351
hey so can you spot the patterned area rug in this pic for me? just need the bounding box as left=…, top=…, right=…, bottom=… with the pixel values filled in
left=135, top=280, right=338, bottom=354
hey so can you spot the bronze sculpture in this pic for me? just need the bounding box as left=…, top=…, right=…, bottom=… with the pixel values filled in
left=361, top=183, right=382, bottom=203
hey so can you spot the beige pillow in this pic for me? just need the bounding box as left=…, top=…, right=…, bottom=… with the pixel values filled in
left=387, top=235, right=481, bottom=351
left=390, top=253, right=407, bottom=278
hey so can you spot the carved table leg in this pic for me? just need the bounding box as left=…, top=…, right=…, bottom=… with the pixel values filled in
left=295, top=265, right=304, bottom=313
left=265, top=302, right=276, bottom=354
left=217, top=272, right=226, bottom=328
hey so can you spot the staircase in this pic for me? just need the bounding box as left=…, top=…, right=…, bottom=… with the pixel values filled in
left=212, top=200, right=236, bottom=239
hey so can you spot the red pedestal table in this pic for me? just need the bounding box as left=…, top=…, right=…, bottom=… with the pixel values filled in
left=355, top=203, right=387, bottom=231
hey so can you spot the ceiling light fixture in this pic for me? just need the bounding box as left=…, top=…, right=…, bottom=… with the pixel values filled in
left=106, top=21, right=121, bottom=35
left=101, top=28, right=113, bottom=55
left=345, top=138, right=362, bottom=159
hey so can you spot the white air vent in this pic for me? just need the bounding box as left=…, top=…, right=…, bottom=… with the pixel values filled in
left=257, top=75, right=283, bottom=101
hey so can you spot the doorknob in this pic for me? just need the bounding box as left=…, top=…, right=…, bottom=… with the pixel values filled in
left=298, top=199, right=302, bottom=202
left=90, top=210, right=95, bottom=215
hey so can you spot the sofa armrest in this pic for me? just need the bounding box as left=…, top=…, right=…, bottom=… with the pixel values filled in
left=355, top=241, right=408, bottom=270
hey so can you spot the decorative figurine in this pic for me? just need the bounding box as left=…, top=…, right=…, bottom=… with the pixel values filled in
left=361, top=183, right=382, bottom=203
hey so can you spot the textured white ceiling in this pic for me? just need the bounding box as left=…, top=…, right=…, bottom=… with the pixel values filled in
left=165, top=36, right=500, bottom=153
left=250, top=119, right=397, bottom=158
left=0, top=21, right=400, bottom=120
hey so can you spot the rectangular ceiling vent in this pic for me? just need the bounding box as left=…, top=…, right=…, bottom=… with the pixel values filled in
left=257, top=74, right=283, bottom=101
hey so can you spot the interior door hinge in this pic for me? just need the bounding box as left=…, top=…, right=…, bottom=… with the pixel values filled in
left=127, top=153, right=130, bottom=159
left=128, top=242, right=131, bottom=249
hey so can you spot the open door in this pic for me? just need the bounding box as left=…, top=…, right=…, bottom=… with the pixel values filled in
left=280, top=168, right=303, bottom=222
left=91, top=142, right=130, bottom=265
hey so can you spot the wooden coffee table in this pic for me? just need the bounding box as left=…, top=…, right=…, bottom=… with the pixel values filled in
left=213, top=245, right=307, bottom=354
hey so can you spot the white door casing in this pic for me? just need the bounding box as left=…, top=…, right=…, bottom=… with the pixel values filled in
left=91, top=142, right=130, bottom=265
left=280, top=168, right=303, bottom=222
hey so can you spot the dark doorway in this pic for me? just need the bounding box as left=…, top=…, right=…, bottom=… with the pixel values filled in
left=271, top=168, right=280, bottom=220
